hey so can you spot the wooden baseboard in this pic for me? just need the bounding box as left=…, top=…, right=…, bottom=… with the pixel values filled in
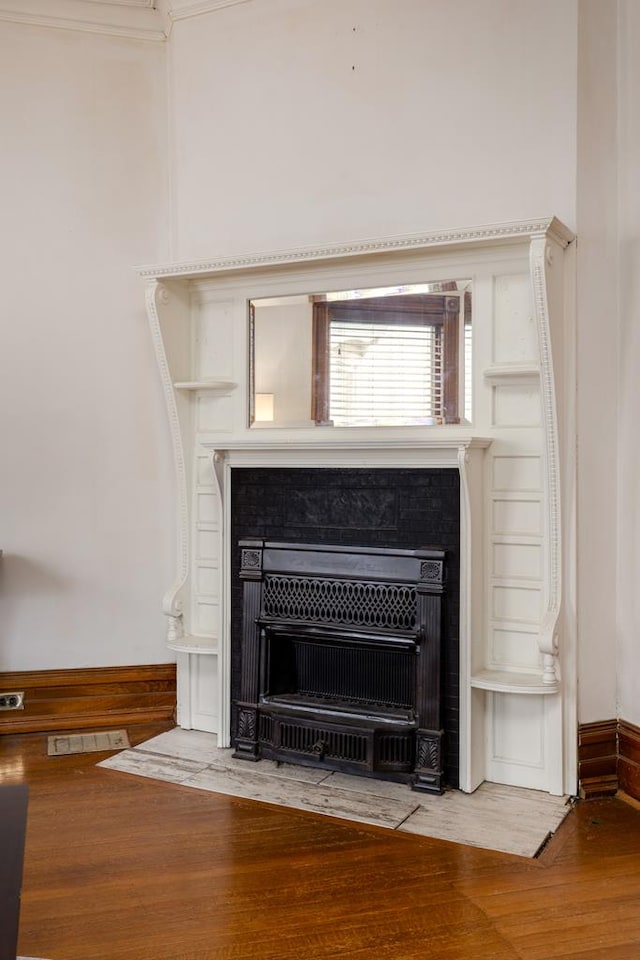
left=578, top=718, right=640, bottom=802
left=618, top=720, right=640, bottom=802
left=0, top=664, right=176, bottom=735
left=578, top=720, right=618, bottom=799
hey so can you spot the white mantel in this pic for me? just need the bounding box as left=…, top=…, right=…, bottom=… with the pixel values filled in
left=140, top=217, right=576, bottom=796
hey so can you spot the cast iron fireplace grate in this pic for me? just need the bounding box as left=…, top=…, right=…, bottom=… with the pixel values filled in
left=233, top=540, right=446, bottom=793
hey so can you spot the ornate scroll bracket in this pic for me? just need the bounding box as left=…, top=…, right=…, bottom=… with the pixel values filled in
left=144, top=279, right=190, bottom=640
left=530, top=238, right=562, bottom=683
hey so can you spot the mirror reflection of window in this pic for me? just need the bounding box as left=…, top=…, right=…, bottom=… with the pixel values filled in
left=250, top=280, right=472, bottom=429
left=329, top=319, right=442, bottom=426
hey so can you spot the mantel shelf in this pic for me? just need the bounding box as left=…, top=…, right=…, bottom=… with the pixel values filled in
left=471, top=669, right=559, bottom=696
left=483, top=365, right=540, bottom=384
left=173, top=380, right=237, bottom=393
left=206, top=434, right=493, bottom=452
left=167, top=634, right=219, bottom=655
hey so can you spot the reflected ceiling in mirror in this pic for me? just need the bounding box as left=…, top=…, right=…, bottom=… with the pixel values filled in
left=250, top=279, right=472, bottom=429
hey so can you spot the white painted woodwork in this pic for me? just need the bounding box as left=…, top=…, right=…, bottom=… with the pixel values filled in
left=142, top=217, right=576, bottom=797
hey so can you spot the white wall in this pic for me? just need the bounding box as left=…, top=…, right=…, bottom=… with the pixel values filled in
left=8, top=0, right=630, bottom=738
left=169, top=0, right=600, bottom=722
left=0, top=22, right=173, bottom=670
left=616, top=0, right=640, bottom=727
left=575, top=0, right=619, bottom=722
left=169, top=0, right=578, bottom=261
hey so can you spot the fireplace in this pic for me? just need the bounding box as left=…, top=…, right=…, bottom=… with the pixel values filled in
left=230, top=467, right=460, bottom=790
left=233, top=539, right=447, bottom=793
left=141, top=217, right=575, bottom=796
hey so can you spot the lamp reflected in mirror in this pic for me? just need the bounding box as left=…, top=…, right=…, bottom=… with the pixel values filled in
left=254, top=392, right=275, bottom=422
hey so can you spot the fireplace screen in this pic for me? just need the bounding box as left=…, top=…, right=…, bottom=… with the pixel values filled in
left=233, top=540, right=446, bottom=793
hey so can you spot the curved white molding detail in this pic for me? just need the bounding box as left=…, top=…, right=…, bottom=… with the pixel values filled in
left=136, top=217, right=575, bottom=281
left=144, top=280, right=190, bottom=637
left=530, top=238, right=562, bottom=683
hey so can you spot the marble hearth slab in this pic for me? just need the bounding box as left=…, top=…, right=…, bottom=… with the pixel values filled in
left=124, top=727, right=329, bottom=782
left=182, top=765, right=419, bottom=829
left=98, top=729, right=571, bottom=857
left=99, top=748, right=209, bottom=784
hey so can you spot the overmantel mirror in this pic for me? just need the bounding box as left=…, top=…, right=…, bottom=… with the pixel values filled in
left=250, top=279, right=472, bottom=429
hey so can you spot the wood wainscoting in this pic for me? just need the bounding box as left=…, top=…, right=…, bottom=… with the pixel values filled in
left=578, top=718, right=640, bottom=801
left=0, top=664, right=176, bottom=736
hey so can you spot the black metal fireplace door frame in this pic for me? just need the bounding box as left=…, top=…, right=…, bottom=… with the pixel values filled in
left=233, top=540, right=446, bottom=794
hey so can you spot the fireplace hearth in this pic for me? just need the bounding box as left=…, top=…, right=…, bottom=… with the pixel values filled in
left=233, top=539, right=447, bottom=793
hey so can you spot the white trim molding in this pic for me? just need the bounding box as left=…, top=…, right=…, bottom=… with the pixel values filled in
left=136, top=217, right=574, bottom=281
left=0, top=0, right=168, bottom=40
left=168, top=0, right=254, bottom=22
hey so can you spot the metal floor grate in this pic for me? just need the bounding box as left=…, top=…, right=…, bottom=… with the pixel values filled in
left=48, top=730, right=130, bottom=756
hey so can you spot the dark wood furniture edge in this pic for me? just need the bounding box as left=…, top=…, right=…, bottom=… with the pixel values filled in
left=0, top=784, right=28, bottom=960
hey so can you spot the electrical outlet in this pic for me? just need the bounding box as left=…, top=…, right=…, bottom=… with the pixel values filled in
left=0, top=692, right=24, bottom=710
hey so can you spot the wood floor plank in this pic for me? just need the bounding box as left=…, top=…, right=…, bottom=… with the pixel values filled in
left=4, top=726, right=640, bottom=960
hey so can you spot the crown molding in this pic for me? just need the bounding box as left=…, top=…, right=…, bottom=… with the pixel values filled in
left=168, top=0, right=253, bottom=21
left=0, top=0, right=168, bottom=41
left=82, top=0, right=155, bottom=7
left=136, top=217, right=576, bottom=281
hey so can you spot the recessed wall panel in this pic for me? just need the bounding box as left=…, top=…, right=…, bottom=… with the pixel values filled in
left=197, top=395, right=234, bottom=432
left=196, top=454, right=214, bottom=486
left=493, top=585, right=542, bottom=623
left=490, top=627, right=540, bottom=670
left=195, top=300, right=234, bottom=380
left=493, top=542, right=542, bottom=580
left=196, top=529, right=218, bottom=561
left=189, top=655, right=218, bottom=734
left=197, top=493, right=218, bottom=525
left=493, top=498, right=542, bottom=536
left=493, top=384, right=541, bottom=427
left=493, top=274, right=537, bottom=364
left=493, top=456, right=542, bottom=492
left=195, top=600, right=219, bottom=634
left=492, top=694, right=545, bottom=767
left=196, top=566, right=219, bottom=598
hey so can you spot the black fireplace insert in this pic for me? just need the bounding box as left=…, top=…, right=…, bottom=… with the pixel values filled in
left=233, top=539, right=446, bottom=793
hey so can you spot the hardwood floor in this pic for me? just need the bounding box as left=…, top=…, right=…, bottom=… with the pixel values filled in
left=3, top=725, right=640, bottom=960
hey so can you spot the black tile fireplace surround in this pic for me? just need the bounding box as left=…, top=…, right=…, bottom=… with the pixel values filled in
left=230, top=468, right=460, bottom=790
